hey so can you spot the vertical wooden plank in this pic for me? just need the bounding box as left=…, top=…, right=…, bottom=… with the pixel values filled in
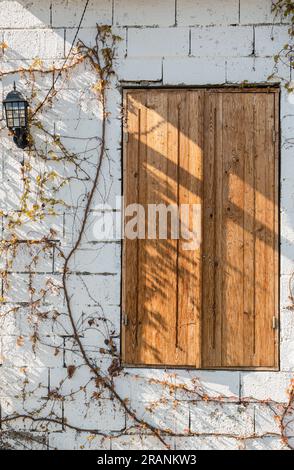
left=254, top=92, right=268, bottom=366
left=202, top=91, right=222, bottom=367
left=221, top=93, right=246, bottom=367
left=122, top=91, right=141, bottom=364
left=165, top=90, right=181, bottom=364
left=254, top=92, right=276, bottom=367
left=214, top=92, right=224, bottom=367
left=264, top=92, right=277, bottom=367
left=274, top=90, right=280, bottom=369
left=177, top=90, right=203, bottom=367
left=136, top=91, right=148, bottom=364
left=139, top=90, right=179, bottom=364
left=242, top=93, right=256, bottom=366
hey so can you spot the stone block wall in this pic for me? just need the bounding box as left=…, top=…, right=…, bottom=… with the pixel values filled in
left=0, top=0, right=293, bottom=450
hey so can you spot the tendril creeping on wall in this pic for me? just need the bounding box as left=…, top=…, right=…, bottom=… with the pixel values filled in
left=271, top=1, right=294, bottom=89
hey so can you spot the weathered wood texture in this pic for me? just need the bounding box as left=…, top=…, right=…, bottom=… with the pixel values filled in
left=122, top=88, right=279, bottom=369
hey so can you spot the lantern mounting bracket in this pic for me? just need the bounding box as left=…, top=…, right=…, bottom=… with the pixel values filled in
left=12, top=128, right=29, bottom=149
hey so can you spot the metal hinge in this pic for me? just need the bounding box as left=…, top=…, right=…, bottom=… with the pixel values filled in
left=272, top=316, right=278, bottom=329
left=123, top=313, right=128, bottom=326
left=272, top=130, right=277, bottom=143
left=124, top=132, right=129, bottom=143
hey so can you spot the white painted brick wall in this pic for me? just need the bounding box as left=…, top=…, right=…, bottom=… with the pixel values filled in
left=254, top=406, right=281, bottom=435
left=239, top=0, right=276, bottom=25
left=0, top=0, right=293, bottom=451
left=127, top=400, right=189, bottom=434
left=66, top=244, right=121, bottom=274
left=241, top=372, right=293, bottom=403
left=0, top=1, right=51, bottom=28
left=3, top=29, right=66, bottom=60
left=114, top=0, right=176, bottom=26
left=190, top=26, right=253, bottom=57
left=245, top=437, right=288, bottom=450
left=0, top=367, right=49, bottom=399
left=49, top=430, right=111, bottom=450
left=65, top=26, right=127, bottom=58
left=177, top=0, right=239, bottom=26
left=226, top=57, right=290, bottom=83
left=64, top=399, right=126, bottom=431
left=52, top=0, right=113, bottom=28
left=255, top=25, right=292, bottom=56
left=112, top=434, right=171, bottom=450
left=173, top=370, right=240, bottom=400
left=127, top=27, right=189, bottom=57
left=66, top=273, right=120, bottom=307
left=173, top=435, right=239, bottom=450
left=189, top=403, right=255, bottom=435
left=1, top=396, right=63, bottom=432
left=117, top=57, right=162, bottom=81
left=163, top=57, right=226, bottom=84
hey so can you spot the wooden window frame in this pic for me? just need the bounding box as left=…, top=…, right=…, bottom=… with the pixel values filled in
left=121, top=85, right=280, bottom=371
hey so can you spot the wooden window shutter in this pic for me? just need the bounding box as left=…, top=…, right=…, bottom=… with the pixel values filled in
left=122, top=88, right=279, bottom=369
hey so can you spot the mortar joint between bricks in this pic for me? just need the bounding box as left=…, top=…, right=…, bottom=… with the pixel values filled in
left=125, top=27, right=128, bottom=57
left=252, top=25, right=256, bottom=56
left=111, top=0, right=115, bottom=26
left=50, top=2, right=53, bottom=28
left=188, top=28, right=191, bottom=56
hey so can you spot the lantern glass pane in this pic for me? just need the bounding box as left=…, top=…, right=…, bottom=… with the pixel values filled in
left=5, top=107, right=14, bottom=128
left=13, top=117, right=21, bottom=127
left=14, top=104, right=20, bottom=127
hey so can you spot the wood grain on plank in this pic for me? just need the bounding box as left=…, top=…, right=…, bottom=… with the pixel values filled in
left=177, top=90, right=203, bottom=367
left=123, top=90, right=204, bottom=366
left=202, top=91, right=222, bottom=367
left=122, top=91, right=141, bottom=363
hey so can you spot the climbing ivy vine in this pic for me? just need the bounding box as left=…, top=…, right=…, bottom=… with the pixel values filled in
left=271, top=0, right=294, bottom=89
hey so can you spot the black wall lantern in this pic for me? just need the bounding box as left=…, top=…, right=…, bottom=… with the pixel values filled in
left=3, top=83, right=29, bottom=149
